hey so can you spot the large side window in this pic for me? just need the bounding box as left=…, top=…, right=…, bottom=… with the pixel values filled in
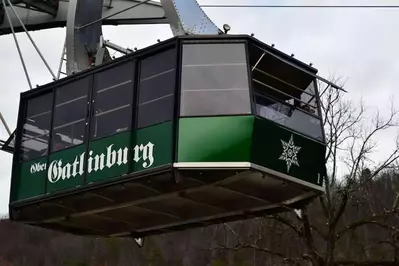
left=249, top=44, right=324, bottom=142
left=180, top=43, right=251, bottom=116
left=137, top=48, right=176, bottom=128
left=91, top=61, right=134, bottom=139
left=20, top=92, right=53, bottom=161
left=51, top=77, right=90, bottom=152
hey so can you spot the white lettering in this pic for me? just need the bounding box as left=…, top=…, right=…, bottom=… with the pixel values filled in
left=48, top=160, right=60, bottom=183
left=88, top=151, right=94, bottom=173
left=117, top=148, right=123, bottom=166
left=30, top=162, right=47, bottom=174
left=72, top=157, right=79, bottom=177
left=79, top=152, right=85, bottom=176
left=106, top=145, right=117, bottom=168
left=133, top=145, right=141, bottom=163
left=140, top=142, right=154, bottom=168
left=123, top=148, right=129, bottom=165
left=94, top=154, right=101, bottom=172
left=99, top=154, right=105, bottom=170
left=42, top=141, right=156, bottom=184
left=62, top=163, right=72, bottom=180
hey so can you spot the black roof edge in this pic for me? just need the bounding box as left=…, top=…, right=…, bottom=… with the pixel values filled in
left=177, top=34, right=318, bottom=74
left=19, top=35, right=178, bottom=99
left=20, top=34, right=319, bottom=99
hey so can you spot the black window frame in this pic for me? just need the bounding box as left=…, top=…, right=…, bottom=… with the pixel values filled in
left=50, top=75, right=92, bottom=154
left=18, top=90, right=54, bottom=162
left=248, top=42, right=326, bottom=144
left=89, top=60, right=136, bottom=141
left=135, top=44, right=178, bottom=129
left=11, top=37, right=180, bottom=203
left=179, top=39, right=253, bottom=118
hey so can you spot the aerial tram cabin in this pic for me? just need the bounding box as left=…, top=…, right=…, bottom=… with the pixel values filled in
left=6, top=34, right=326, bottom=238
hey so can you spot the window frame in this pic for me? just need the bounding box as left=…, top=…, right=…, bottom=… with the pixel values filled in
left=179, top=39, right=254, bottom=118
left=253, top=89, right=325, bottom=142
left=50, top=75, right=92, bottom=154
left=248, top=42, right=326, bottom=144
left=135, top=44, right=178, bottom=129
left=89, top=60, right=136, bottom=142
left=18, top=91, right=55, bottom=162
left=12, top=38, right=180, bottom=203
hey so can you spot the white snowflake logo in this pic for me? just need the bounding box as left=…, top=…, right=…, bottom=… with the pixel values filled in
left=279, top=134, right=301, bottom=172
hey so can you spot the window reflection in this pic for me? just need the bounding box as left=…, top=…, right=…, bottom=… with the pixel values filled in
left=249, top=43, right=323, bottom=142
left=91, top=62, right=134, bottom=139
left=51, top=77, right=89, bottom=152
left=137, top=48, right=176, bottom=128
left=180, top=43, right=251, bottom=116
left=255, top=94, right=323, bottom=141
left=20, top=93, right=53, bottom=161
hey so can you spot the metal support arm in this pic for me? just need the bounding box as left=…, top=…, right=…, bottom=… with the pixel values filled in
left=10, top=0, right=59, bottom=16
left=104, top=40, right=133, bottom=55
left=2, top=0, right=222, bottom=76
left=160, top=0, right=221, bottom=35
left=65, top=0, right=222, bottom=75
left=66, top=0, right=105, bottom=74
left=0, top=0, right=167, bottom=36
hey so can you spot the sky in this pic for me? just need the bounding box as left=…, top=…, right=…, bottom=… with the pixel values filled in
left=1, top=0, right=399, bottom=215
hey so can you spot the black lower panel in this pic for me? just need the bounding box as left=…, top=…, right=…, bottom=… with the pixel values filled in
left=10, top=167, right=320, bottom=237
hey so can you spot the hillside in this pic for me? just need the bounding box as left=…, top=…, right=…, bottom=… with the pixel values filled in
left=0, top=172, right=398, bottom=266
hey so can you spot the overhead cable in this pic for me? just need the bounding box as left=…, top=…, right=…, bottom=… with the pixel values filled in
left=1, top=1, right=33, bottom=89
left=201, top=5, right=399, bottom=9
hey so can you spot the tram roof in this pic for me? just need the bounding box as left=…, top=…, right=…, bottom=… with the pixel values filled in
left=20, top=34, right=318, bottom=99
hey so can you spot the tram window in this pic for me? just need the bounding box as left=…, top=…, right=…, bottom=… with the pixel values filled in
left=250, top=42, right=321, bottom=114
left=137, top=48, right=176, bottom=128
left=20, top=93, right=53, bottom=161
left=300, top=81, right=318, bottom=115
left=180, top=43, right=251, bottom=116
left=249, top=43, right=323, bottom=141
left=254, top=83, right=324, bottom=142
left=51, top=77, right=90, bottom=152
left=91, top=62, right=134, bottom=139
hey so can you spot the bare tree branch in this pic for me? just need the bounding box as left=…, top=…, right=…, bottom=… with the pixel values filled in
left=336, top=219, right=399, bottom=241
left=337, top=260, right=398, bottom=266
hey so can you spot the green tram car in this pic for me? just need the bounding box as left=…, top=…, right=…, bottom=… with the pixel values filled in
left=7, top=35, right=326, bottom=238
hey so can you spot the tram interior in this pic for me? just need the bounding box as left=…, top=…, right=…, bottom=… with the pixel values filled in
left=248, top=43, right=324, bottom=143
left=20, top=40, right=323, bottom=164
left=11, top=36, right=325, bottom=236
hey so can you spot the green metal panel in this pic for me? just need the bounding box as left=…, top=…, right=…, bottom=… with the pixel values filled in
left=12, top=122, right=174, bottom=202
left=178, top=116, right=254, bottom=162
left=45, top=122, right=174, bottom=190
left=132, top=121, right=173, bottom=172
left=251, top=117, right=325, bottom=186
left=86, top=131, right=132, bottom=184
left=46, top=145, right=86, bottom=193
left=13, top=157, right=47, bottom=201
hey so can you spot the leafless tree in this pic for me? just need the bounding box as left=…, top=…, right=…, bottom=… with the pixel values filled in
left=2, top=81, right=399, bottom=266
left=212, top=80, right=399, bottom=266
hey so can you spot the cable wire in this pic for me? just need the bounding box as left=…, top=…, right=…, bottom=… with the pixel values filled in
left=1, top=1, right=33, bottom=90
left=6, top=0, right=57, bottom=80
left=201, top=5, right=399, bottom=9
left=0, top=112, right=11, bottom=136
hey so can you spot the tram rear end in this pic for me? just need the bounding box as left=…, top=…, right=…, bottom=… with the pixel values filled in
left=8, top=35, right=326, bottom=238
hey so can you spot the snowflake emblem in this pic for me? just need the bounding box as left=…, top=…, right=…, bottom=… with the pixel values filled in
left=279, top=134, right=301, bottom=172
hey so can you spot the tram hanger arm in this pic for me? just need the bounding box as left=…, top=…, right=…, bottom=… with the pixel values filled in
left=0, top=0, right=167, bottom=35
